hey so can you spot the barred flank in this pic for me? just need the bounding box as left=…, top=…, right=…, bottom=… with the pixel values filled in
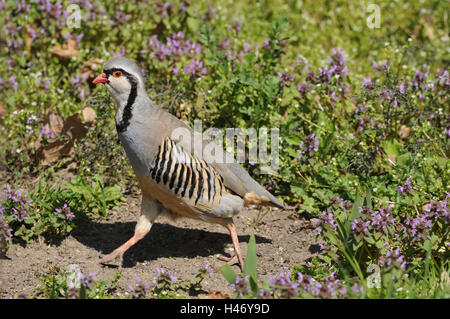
left=149, top=137, right=225, bottom=207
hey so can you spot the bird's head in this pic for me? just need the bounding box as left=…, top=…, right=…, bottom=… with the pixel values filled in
left=93, top=57, right=145, bottom=105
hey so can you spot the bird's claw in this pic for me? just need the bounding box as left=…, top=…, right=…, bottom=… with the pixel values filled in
left=217, top=254, right=242, bottom=270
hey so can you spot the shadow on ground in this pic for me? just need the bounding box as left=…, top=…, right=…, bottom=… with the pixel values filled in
left=72, top=219, right=272, bottom=268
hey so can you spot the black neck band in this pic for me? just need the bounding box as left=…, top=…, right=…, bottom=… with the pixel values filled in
left=116, top=76, right=137, bottom=134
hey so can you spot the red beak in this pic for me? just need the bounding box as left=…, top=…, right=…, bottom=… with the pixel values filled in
left=93, top=73, right=109, bottom=84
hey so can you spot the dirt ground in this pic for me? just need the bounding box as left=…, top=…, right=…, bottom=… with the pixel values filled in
left=0, top=182, right=320, bottom=298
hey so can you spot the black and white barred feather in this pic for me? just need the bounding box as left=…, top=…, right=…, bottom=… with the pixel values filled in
left=149, top=137, right=226, bottom=209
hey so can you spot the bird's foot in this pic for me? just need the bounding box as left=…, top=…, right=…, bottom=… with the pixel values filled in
left=97, top=252, right=123, bottom=266
left=82, top=231, right=148, bottom=266
left=217, top=254, right=242, bottom=271
left=79, top=248, right=124, bottom=267
left=217, top=254, right=238, bottom=263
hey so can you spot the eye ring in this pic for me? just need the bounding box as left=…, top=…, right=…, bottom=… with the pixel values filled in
left=113, top=71, right=123, bottom=78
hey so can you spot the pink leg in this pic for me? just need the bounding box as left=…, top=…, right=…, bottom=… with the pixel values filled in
left=95, top=230, right=149, bottom=265
left=90, top=198, right=160, bottom=265
left=218, top=221, right=244, bottom=271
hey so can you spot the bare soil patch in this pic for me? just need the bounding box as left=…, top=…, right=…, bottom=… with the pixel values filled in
left=0, top=189, right=319, bottom=298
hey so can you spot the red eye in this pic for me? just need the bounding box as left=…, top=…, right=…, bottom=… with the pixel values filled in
left=113, top=71, right=123, bottom=78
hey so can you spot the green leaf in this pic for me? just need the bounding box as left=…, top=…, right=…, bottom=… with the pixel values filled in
left=248, top=276, right=259, bottom=296
left=320, top=132, right=335, bottom=155
left=285, top=135, right=301, bottom=145
left=243, top=234, right=257, bottom=282
left=380, top=139, right=402, bottom=157
left=187, top=17, right=199, bottom=32
left=220, top=264, right=237, bottom=284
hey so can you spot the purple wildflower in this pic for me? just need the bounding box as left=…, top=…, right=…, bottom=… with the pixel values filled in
left=379, top=247, right=406, bottom=271
left=436, top=69, right=449, bottom=87
left=370, top=204, right=396, bottom=231
left=39, top=124, right=54, bottom=139
left=397, top=177, right=412, bottom=195
left=243, top=42, right=252, bottom=53
left=296, top=133, right=319, bottom=162
left=399, top=82, right=406, bottom=94
left=268, top=271, right=300, bottom=298
left=204, top=264, right=213, bottom=275
left=128, top=276, right=151, bottom=298
left=231, top=275, right=250, bottom=297
left=0, top=214, right=13, bottom=243
left=372, top=60, right=386, bottom=71
left=296, top=82, right=310, bottom=97
left=184, top=59, right=207, bottom=77
left=351, top=218, right=370, bottom=240
left=443, top=128, right=450, bottom=138
left=351, top=283, right=365, bottom=296
left=80, top=272, right=97, bottom=290
left=9, top=76, right=18, bottom=90
left=277, top=71, right=293, bottom=87
left=43, top=78, right=51, bottom=89
left=155, top=267, right=177, bottom=283
left=361, top=77, right=373, bottom=90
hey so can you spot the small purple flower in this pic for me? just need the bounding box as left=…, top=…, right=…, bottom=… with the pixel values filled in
left=277, top=71, right=293, bottom=87
left=443, top=128, right=450, bottom=138
left=296, top=82, right=310, bottom=97
left=43, top=78, right=51, bottom=89
left=39, top=124, right=54, bottom=139
left=227, top=21, right=242, bottom=32
left=379, top=247, right=406, bottom=271
left=128, top=276, right=151, bottom=298
left=231, top=275, right=250, bottom=297
left=397, top=177, right=412, bottom=195
left=361, top=77, right=373, bottom=90
left=370, top=204, right=396, bottom=231
left=184, top=59, right=207, bottom=77
left=81, top=272, right=97, bottom=290
left=352, top=283, right=364, bottom=296
left=243, top=42, right=252, bottom=53
left=436, top=69, right=449, bottom=87
left=204, top=264, right=213, bottom=275
left=155, top=267, right=177, bottom=283
left=268, top=271, right=300, bottom=298
left=372, top=60, right=386, bottom=71
left=9, top=76, right=18, bottom=90
left=296, top=133, right=319, bottom=162
left=351, top=218, right=370, bottom=240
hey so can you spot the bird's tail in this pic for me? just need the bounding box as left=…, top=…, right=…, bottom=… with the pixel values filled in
left=243, top=192, right=284, bottom=209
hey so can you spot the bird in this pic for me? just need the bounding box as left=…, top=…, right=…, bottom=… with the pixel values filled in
left=91, top=57, right=283, bottom=270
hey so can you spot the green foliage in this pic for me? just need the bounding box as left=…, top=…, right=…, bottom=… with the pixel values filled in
left=0, top=175, right=124, bottom=247
left=35, top=267, right=122, bottom=299
left=63, top=174, right=125, bottom=219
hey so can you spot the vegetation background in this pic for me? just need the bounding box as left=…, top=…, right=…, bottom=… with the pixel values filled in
left=0, top=0, right=448, bottom=298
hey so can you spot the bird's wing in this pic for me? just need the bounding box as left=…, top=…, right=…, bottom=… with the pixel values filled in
left=152, top=108, right=283, bottom=209
left=148, top=136, right=226, bottom=213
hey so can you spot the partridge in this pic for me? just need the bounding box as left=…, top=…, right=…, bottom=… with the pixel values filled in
left=92, top=57, right=283, bottom=270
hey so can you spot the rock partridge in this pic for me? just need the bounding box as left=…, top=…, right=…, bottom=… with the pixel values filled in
left=92, top=57, right=283, bottom=270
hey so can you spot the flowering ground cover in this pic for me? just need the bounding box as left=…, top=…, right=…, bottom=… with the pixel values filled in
left=0, top=0, right=448, bottom=299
